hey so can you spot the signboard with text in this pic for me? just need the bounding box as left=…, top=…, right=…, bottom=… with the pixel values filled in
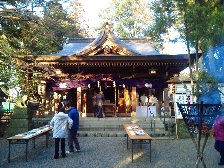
left=174, top=94, right=193, bottom=119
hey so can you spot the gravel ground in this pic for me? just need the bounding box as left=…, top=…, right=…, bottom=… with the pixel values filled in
left=0, top=136, right=221, bottom=168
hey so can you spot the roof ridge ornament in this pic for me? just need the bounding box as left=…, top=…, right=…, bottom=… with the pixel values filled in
left=104, top=22, right=111, bottom=33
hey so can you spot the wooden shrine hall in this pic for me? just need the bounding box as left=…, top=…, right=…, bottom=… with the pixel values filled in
left=20, top=24, right=193, bottom=117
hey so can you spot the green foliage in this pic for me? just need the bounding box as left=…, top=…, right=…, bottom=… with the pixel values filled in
left=149, top=0, right=224, bottom=100
left=179, top=70, right=218, bottom=99
left=192, top=70, right=218, bottom=98
left=147, top=0, right=177, bottom=49
left=176, top=119, right=190, bottom=139
left=99, top=0, right=152, bottom=38
left=0, top=34, right=25, bottom=90
left=0, top=0, right=80, bottom=97
left=148, top=0, right=224, bottom=52
left=69, top=0, right=91, bottom=37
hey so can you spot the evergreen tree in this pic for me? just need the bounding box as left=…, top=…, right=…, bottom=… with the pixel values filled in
left=99, top=0, right=152, bottom=38
left=0, top=0, right=79, bottom=98
left=69, top=0, right=92, bottom=37
left=148, top=0, right=224, bottom=102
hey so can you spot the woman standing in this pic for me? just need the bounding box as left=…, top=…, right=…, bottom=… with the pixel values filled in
left=50, top=102, right=73, bottom=159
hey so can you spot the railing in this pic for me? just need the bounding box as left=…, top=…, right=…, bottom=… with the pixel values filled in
left=149, top=107, right=155, bottom=134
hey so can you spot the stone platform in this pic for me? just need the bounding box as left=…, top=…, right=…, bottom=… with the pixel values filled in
left=32, top=116, right=170, bottom=138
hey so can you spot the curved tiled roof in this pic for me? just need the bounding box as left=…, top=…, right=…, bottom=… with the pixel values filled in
left=53, top=28, right=160, bottom=56
left=124, top=42, right=160, bottom=55
left=55, top=43, right=89, bottom=56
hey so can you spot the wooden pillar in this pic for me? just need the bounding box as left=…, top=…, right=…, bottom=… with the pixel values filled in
left=131, top=87, right=137, bottom=112
left=164, top=88, right=170, bottom=114
left=81, top=92, right=86, bottom=117
left=124, top=89, right=128, bottom=113
left=77, top=87, right=82, bottom=113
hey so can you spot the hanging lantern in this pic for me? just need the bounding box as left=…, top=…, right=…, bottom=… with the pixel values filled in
left=59, top=82, right=67, bottom=89
left=97, top=81, right=100, bottom=88
left=113, top=81, right=116, bottom=87
left=145, top=83, right=152, bottom=88
left=38, top=81, right=46, bottom=96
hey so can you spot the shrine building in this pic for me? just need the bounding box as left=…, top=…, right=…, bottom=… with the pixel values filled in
left=20, top=25, right=194, bottom=118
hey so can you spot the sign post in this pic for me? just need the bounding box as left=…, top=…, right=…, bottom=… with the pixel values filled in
left=177, top=102, right=221, bottom=168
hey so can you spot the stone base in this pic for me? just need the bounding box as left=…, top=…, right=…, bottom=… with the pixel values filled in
left=86, top=112, right=132, bottom=117
left=5, top=106, right=32, bottom=137
left=116, top=113, right=132, bottom=117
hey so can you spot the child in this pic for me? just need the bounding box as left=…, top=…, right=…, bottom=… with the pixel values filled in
left=50, top=102, right=73, bottom=159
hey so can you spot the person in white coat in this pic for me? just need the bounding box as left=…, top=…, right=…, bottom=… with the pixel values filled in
left=50, top=102, right=73, bottom=159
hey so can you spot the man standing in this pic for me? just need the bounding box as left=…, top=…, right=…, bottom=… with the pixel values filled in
left=140, top=93, right=148, bottom=106
left=65, top=101, right=80, bottom=153
left=96, top=91, right=105, bottom=118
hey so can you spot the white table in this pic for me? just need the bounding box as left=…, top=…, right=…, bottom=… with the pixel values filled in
left=123, top=124, right=152, bottom=163
left=7, top=125, right=52, bottom=162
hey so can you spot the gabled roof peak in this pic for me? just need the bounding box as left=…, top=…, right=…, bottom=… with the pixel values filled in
left=104, top=22, right=111, bottom=34
left=54, top=23, right=160, bottom=56
left=72, top=25, right=141, bottom=56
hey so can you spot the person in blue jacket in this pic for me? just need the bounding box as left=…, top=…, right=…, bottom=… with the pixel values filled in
left=65, top=101, right=80, bottom=153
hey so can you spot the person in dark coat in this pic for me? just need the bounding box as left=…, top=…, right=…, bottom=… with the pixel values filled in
left=96, top=91, right=105, bottom=118
left=65, top=101, right=80, bottom=153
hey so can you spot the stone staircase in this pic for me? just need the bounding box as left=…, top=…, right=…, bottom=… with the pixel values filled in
left=32, top=116, right=172, bottom=138
left=77, top=117, right=169, bottom=137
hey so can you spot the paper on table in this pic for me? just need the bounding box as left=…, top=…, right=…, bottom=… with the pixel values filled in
left=23, top=134, right=34, bottom=138
left=127, top=126, right=132, bottom=130
left=136, top=130, right=145, bottom=136
left=131, top=126, right=138, bottom=129
left=129, top=130, right=136, bottom=135
left=127, top=126, right=138, bottom=130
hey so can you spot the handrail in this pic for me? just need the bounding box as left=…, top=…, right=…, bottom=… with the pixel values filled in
left=148, top=106, right=155, bottom=134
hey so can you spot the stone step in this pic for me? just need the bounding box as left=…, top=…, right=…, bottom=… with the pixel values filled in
left=78, top=128, right=166, bottom=134
left=79, top=117, right=160, bottom=121
left=33, top=117, right=165, bottom=127
left=79, top=124, right=165, bottom=130
left=77, top=129, right=169, bottom=137
left=78, top=117, right=168, bottom=137
left=79, top=117, right=165, bottom=129
left=80, top=117, right=164, bottom=122
left=33, top=117, right=169, bottom=137
left=33, top=116, right=162, bottom=122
